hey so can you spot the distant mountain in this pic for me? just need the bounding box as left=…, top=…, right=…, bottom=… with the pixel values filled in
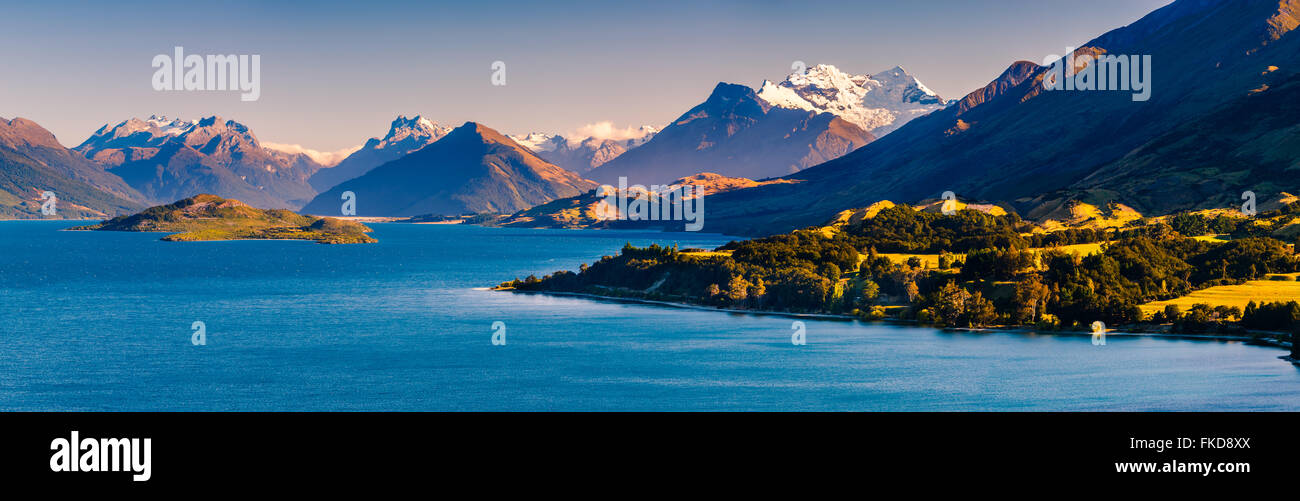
left=496, top=172, right=793, bottom=229
left=756, top=64, right=949, bottom=136
left=585, top=83, right=874, bottom=185
left=308, top=115, right=451, bottom=192
left=301, top=122, right=597, bottom=217
left=508, top=126, right=658, bottom=172
left=0, top=147, right=144, bottom=219
left=76, top=115, right=324, bottom=209
left=0, top=117, right=145, bottom=218
left=699, top=0, right=1300, bottom=236
left=75, top=115, right=195, bottom=163
left=1, top=117, right=146, bottom=202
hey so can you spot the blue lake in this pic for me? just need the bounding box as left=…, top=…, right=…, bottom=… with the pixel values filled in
left=2, top=221, right=1298, bottom=411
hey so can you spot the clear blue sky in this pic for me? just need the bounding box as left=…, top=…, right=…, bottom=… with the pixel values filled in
left=0, top=0, right=1171, bottom=151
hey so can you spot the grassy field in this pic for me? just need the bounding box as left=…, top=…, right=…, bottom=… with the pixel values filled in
left=1038, top=202, right=1143, bottom=231
left=856, top=245, right=1103, bottom=271
left=1141, top=273, right=1300, bottom=314
left=878, top=253, right=943, bottom=268
left=1193, top=234, right=1233, bottom=243
left=681, top=249, right=733, bottom=258
left=1034, top=242, right=1106, bottom=256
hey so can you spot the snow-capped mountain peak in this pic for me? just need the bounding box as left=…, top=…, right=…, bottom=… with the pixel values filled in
left=143, top=115, right=197, bottom=136
left=866, top=66, right=943, bottom=106
left=380, top=115, right=450, bottom=145
left=88, top=115, right=194, bottom=143
left=785, top=64, right=871, bottom=92
left=509, top=132, right=563, bottom=152
left=756, top=63, right=948, bottom=136
left=608, top=125, right=659, bottom=149
left=507, top=125, right=659, bottom=172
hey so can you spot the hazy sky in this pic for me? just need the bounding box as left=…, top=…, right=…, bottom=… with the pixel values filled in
left=1, top=0, right=1171, bottom=152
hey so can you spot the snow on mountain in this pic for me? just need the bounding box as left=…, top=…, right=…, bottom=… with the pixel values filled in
left=624, top=126, right=658, bottom=147
left=565, top=122, right=659, bottom=149
left=75, top=115, right=325, bottom=208
left=302, top=122, right=597, bottom=217
left=79, top=115, right=267, bottom=152
left=756, top=64, right=948, bottom=136
left=510, top=132, right=562, bottom=153
left=377, top=115, right=450, bottom=148
left=509, top=125, right=658, bottom=152
left=89, top=114, right=195, bottom=138
left=138, top=114, right=195, bottom=136
left=77, top=115, right=197, bottom=156
left=306, top=115, right=451, bottom=192
left=507, top=125, right=658, bottom=172
left=586, top=82, right=875, bottom=184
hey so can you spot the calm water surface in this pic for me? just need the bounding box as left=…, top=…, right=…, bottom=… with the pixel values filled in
left=2, top=221, right=1298, bottom=411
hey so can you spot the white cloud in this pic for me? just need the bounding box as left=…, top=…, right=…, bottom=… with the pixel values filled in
left=566, top=121, right=657, bottom=146
left=262, top=142, right=362, bottom=167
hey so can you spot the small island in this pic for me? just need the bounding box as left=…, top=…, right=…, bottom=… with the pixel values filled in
left=69, top=194, right=377, bottom=244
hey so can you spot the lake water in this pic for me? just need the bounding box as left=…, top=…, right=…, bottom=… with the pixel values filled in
left=2, top=221, right=1298, bottom=411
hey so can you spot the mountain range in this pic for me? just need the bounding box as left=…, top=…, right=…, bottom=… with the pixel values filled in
left=76, top=115, right=324, bottom=209
left=300, top=122, right=597, bottom=217
left=0, top=117, right=145, bottom=218
left=508, top=64, right=949, bottom=182
left=697, top=0, right=1300, bottom=236
left=2, top=57, right=951, bottom=219
left=585, top=82, right=876, bottom=185
left=757, top=64, right=951, bottom=136
left=509, top=126, right=658, bottom=173
left=6, top=0, right=1290, bottom=230
left=307, top=115, right=451, bottom=192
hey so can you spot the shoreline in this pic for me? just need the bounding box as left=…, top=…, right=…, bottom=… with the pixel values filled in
left=507, top=288, right=867, bottom=321
left=62, top=227, right=367, bottom=243
left=0, top=218, right=105, bottom=222
left=306, top=216, right=403, bottom=223
left=500, top=288, right=1293, bottom=349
